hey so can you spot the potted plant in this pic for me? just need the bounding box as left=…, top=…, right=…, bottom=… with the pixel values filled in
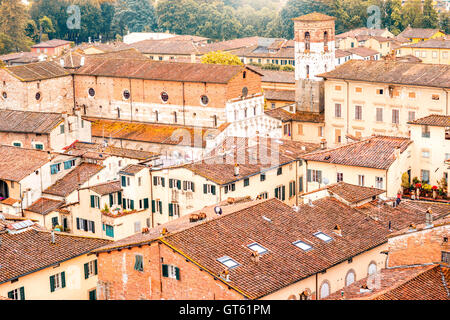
left=423, top=184, right=432, bottom=197
left=432, top=185, right=438, bottom=199
left=401, top=172, right=410, bottom=195
left=415, top=183, right=421, bottom=199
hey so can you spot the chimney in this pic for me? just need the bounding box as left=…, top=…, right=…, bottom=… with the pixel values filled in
left=80, top=56, right=85, bottom=67
left=250, top=250, right=260, bottom=263
left=160, top=227, right=168, bottom=236
left=51, top=230, right=55, bottom=244
left=220, top=268, right=230, bottom=282
left=59, top=58, right=65, bottom=68
left=320, top=139, right=327, bottom=150
left=333, top=224, right=342, bottom=236
left=425, top=208, right=433, bottom=227
left=234, top=164, right=240, bottom=176
left=394, top=146, right=401, bottom=159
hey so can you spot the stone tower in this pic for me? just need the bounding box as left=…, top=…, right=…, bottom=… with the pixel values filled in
left=293, top=12, right=336, bottom=113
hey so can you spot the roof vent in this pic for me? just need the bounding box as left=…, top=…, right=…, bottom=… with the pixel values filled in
left=425, top=208, right=433, bottom=227
left=250, top=251, right=260, bottom=263
left=234, top=164, right=240, bottom=176
left=320, top=139, right=327, bottom=150
left=51, top=230, right=56, bottom=244
left=262, top=216, right=272, bottom=223
left=333, top=224, right=342, bottom=236
left=220, top=268, right=230, bottom=282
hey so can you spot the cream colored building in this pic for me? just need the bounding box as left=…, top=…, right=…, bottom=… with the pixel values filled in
left=302, top=136, right=413, bottom=198
left=397, top=39, right=450, bottom=64
left=408, top=115, right=450, bottom=186
left=0, top=221, right=109, bottom=300
left=320, top=60, right=450, bottom=147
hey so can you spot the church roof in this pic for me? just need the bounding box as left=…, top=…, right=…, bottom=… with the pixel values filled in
left=293, top=12, right=336, bottom=22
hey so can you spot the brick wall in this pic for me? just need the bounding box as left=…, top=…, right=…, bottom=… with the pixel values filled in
left=388, top=223, right=450, bottom=267
left=96, top=241, right=244, bottom=300
left=0, top=132, right=50, bottom=150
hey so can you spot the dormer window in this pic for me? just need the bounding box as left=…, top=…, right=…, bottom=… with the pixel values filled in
left=217, top=256, right=239, bottom=269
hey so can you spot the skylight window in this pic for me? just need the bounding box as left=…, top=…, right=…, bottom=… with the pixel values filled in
left=247, top=243, right=268, bottom=254
left=293, top=240, right=313, bottom=251
left=314, top=232, right=333, bottom=242
left=217, top=256, right=240, bottom=269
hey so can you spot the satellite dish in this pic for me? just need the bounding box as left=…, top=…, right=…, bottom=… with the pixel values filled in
left=214, top=206, right=222, bottom=216
left=323, top=177, right=330, bottom=185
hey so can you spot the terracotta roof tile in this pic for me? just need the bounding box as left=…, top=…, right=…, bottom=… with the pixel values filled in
left=302, top=136, right=412, bottom=170
left=292, top=12, right=336, bottom=21
left=44, top=163, right=104, bottom=197
left=25, top=198, right=64, bottom=215
left=0, top=145, right=50, bottom=182
left=31, top=39, right=71, bottom=48
left=337, top=27, right=390, bottom=39
left=265, top=108, right=325, bottom=123
left=0, top=229, right=109, bottom=284
left=398, top=27, right=442, bottom=39
left=345, top=47, right=380, bottom=57
left=88, top=181, right=122, bottom=196
left=119, top=164, right=147, bottom=176
left=264, top=89, right=295, bottom=102
left=327, top=182, right=385, bottom=204
left=405, top=38, right=450, bottom=49
left=0, top=110, right=63, bottom=134
left=319, top=60, right=450, bottom=89
left=408, top=114, right=450, bottom=127
left=65, top=141, right=158, bottom=160
left=0, top=198, right=20, bottom=206
left=131, top=39, right=199, bottom=55
left=247, top=66, right=295, bottom=84
left=5, top=61, right=70, bottom=82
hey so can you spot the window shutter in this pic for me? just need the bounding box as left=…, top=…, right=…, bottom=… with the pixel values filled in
left=121, top=176, right=126, bottom=187
left=130, top=200, right=134, bottom=210
left=152, top=200, right=155, bottom=213
left=7, top=291, right=13, bottom=299
left=169, top=179, right=173, bottom=188
left=83, top=219, right=88, bottom=232
left=175, top=267, right=180, bottom=280
left=289, top=182, right=292, bottom=197
left=94, top=260, right=98, bottom=275
left=153, top=176, right=157, bottom=186
left=275, top=188, right=279, bottom=199
left=293, top=181, right=296, bottom=196
left=84, top=263, right=89, bottom=279
left=162, top=264, right=169, bottom=277
left=76, top=218, right=80, bottom=230
left=144, top=198, right=149, bottom=209
left=203, top=184, right=207, bottom=194
left=211, top=185, right=216, bottom=195
left=118, top=192, right=122, bottom=205
left=19, top=287, right=25, bottom=300
left=109, top=194, right=113, bottom=207
left=123, top=199, right=127, bottom=210
left=318, top=171, right=322, bottom=184
left=307, top=169, right=312, bottom=182
left=282, top=185, right=286, bottom=201
left=90, top=195, right=95, bottom=208
left=91, top=221, right=95, bottom=233
left=299, top=177, right=303, bottom=192
left=158, top=201, right=162, bottom=214
left=231, top=184, right=235, bottom=191
left=177, top=180, right=181, bottom=190
left=134, top=256, right=140, bottom=270
left=161, top=178, right=165, bottom=187
left=183, top=181, right=187, bottom=191
left=191, top=182, right=195, bottom=192
left=50, top=275, right=55, bottom=292
left=169, top=203, right=173, bottom=216
left=61, top=272, right=66, bottom=288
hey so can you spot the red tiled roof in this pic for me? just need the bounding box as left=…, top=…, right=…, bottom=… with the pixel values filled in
left=0, top=198, right=20, bottom=206
left=65, top=141, right=158, bottom=160
left=0, top=229, right=109, bottom=284
left=119, top=164, right=147, bottom=176
left=398, top=27, right=442, bottom=40
left=302, top=136, right=412, bottom=170
left=131, top=39, right=200, bottom=55
left=264, top=89, right=295, bottom=102
left=408, top=114, right=450, bottom=127
left=25, top=198, right=64, bottom=215
left=292, top=12, right=335, bottom=21
left=0, top=110, right=63, bottom=134
left=44, top=163, right=104, bottom=197
left=5, top=61, right=70, bottom=81
left=346, top=47, right=380, bottom=57
left=247, top=66, right=295, bottom=84
left=31, top=39, right=71, bottom=48
left=327, top=182, right=385, bottom=204
left=88, top=181, right=122, bottom=196
left=265, top=108, right=325, bottom=123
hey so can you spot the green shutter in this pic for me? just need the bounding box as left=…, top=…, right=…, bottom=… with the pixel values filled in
left=158, top=201, right=162, bottom=214
left=307, top=169, right=312, bottom=182
left=151, top=200, right=156, bottom=213
left=121, top=176, right=126, bottom=187
left=50, top=275, right=55, bottom=292
left=153, top=176, right=157, bottom=185
left=169, top=179, right=173, bottom=188
left=203, top=184, right=207, bottom=194
left=161, top=177, right=165, bottom=187
left=191, top=182, right=195, bottom=192
left=211, top=185, right=216, bottom=195
left=275, top=188, right=279, bottom=199
left=282, top=186, right=286, bottom=201
left=162, top=264, right=168, bottom=277
left=299, top=177, right=303, bottom=192
left=169, top=203, right=173, bottom=216
left=134, top=255, right=143, bottom=271
left=289, top=182, right=293, bottom=197
left=130, top=200, right=134, bottom=210
left=84, top=263, right=89, bottom=279
left=118, top=192, right=122, bottom=205
left=175, top=267, right=180, bottom=280
left=89, top=289, right=96, bottom=300
left=7, top=290, right=13, bottom=299
left=123, top=198, right=127, bottom=210
left=109, top=194, right=113, bottom=207
left=90, top=195, right=95, bottom=208
left=144, top=198, right=149, bottom=209
left=231, top=184, right=235, bottom=191
left=19, top=287, right=25, bottom=300
left=177, top=180, right=181, bottom=190
left=61, top=272, right=66, bottom=288
left=94, top=260, right=98, bottom=275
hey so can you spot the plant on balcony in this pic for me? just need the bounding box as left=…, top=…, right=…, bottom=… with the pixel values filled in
left=422, top=184, right=432, bottom=197
left=438, top=177, right=448, bottom=197
left=401, top=172, right=410, bottom=194
left=412, top=177, right=420, bottom=185
left=101, top=204, right=110, bottom=214
left=432, top=185, right=438, bottom=199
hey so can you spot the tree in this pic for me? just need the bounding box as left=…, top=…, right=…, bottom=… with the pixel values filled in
left=440, top=11, right=450, bottom=34
left=201, top=50, right=243, bottom=65
left=0, top=0, right=32, bottom=52
left=112, top=0, right=158, bottom=34
left=402, top=0, right=423, bottom=28
left=38, top=16, right=56, bottom=42
left=422, top=0, right=438, bottom=29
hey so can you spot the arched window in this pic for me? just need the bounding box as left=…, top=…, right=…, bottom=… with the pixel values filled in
left=324, top=31, right=329, bottom=52
left=305, top=32, right=311, bottom=51
left=368, top=262, right=377, bottom=275
left=319, top=281, right=330, bottom=299
left=0, top=180, right=9, bottom=199
left=345, top=269, right=356, bottom=286
left=306, top=65, right=310, bottom=78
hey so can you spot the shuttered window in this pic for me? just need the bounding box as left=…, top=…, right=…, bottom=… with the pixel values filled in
left=134, top=255, right=144, bottom=272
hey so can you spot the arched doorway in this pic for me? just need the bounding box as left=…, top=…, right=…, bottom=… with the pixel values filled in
left=0, top=180, right=9, bottom=199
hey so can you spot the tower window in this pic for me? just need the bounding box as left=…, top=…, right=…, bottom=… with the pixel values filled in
left=305, top=32, right=310, bottom=51
left=306, top=65, right=310, bottom=78
left=324, top=31, right=329, bottom=52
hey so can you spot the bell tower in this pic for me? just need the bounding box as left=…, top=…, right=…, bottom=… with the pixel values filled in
left=293, top=12, right=336, bottom=113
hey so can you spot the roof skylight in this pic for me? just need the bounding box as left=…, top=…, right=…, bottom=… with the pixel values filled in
left=217, top=256, right=240, bottom=269
left=247, top=242, right=268, bottom=254
left=314, top=232, right=333, bottom=242
left=293, top=240, right=313, bottom=251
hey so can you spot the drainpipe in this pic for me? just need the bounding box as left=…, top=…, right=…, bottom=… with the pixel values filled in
left=129, top=78, right=133, bottom=122
left=150, top=170, right=154, bottom=228
left=344, top=80, right=350, bottom=140
left=295, top=159, right=298, bottom=207
left=182, top=82, right=186, bottom=126
left=315, top=273, right=318, bottom=300
left=305, top=160, right=309, bottom=193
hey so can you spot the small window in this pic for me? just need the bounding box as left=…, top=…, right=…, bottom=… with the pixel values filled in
left=2, top=92, right=7, bottom=99
left=34, top=143, right=44, bottom=150
left=376, top=89, right=384, bottom=95
left=161, top=91, right=169, bottom=103
left=247, top=243, right=268, bottom=254
left=12, top=141, right=22, bottom=147
left=242, top=87, right=248, bottom=97
left=293, top=240, right=313, bottom=251
left=200, top=95, right=209, bottom=106
left=243, top=71, right=246, bottom=79
left=260, top=173, right=266, bottom=182
left=88, top=88, right=95, bottom=97
left=35, top=92, right=41, bottom=101
left=277, top=167, right=282, bottom=176
left=408, top=92, right=416, bottom=99
left=243, top=178, right=250, bottom=187
left=217, top=256, right=239, bottom=269
left=134, top=255, right=144, bottom=272
left=314, top=232, right=333, bottom=242
left=123, top=90, right=130, bottom=100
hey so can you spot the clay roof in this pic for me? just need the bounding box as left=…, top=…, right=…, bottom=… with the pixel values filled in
left=60, top=48, right=148, bottom=69
left=231, top=46, right=294, bottom=59
left=74, top=42, right=132, bottom=53
left=168, top=35, right=209, bottom=42
left=265, top=108, right=325, bottom=123
left=184, top=137, right=317, bottom=185
left=161, top=197, right=388, bottom=299
left=302, top=136, right=412, bottom=170
left=25, top=197, right=64, bottom=215
left=337, top=27, right=391, bottom=39
left=0, top=198, right=20, bottom=206
left=398, top=27, right=443, bottom=39
left=0, top=51, right=41, bottom=64
left=346, top=47, right=380, bottom=57
left=75, top=58, right=249, bottom=84
left=119, top=164, right=147, bottom=176
left=86, top=117, right=216, bottom=148
left=335, top=49, right=352, bottom=58
left=327, top=182, right=385, bottom=204
left=292, top=12, right=335, bottom=21
left=319, top=60, right=450, bottom=89
left=31, top=39, right=71, bottom=48
left=4, top=61, right=70, bottom=81
left=0, top=228, right=109, bottom=284
left=408, top=114, right=450, bottom=127
left=88, top=181, right=122, bottom=196
left=131, top=39, right=200, bottom=55
left=65, top=141, right=158, bottom=160
left=44, top=163, right=104, bottom=197
left=264, top=89, right=295, bottom=102
left=198, top=36, right=261, bottom=53
left=394, top=54, right=422, bottom=63
left=0, top=110, right=63, bottom=134
left=0, top=145, right=51, bottom=181
left=247, top=66, right=295, bottom=84
left=404, top=38, right=450, bottom=49
left=326, top=264, right=449, bottom=300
